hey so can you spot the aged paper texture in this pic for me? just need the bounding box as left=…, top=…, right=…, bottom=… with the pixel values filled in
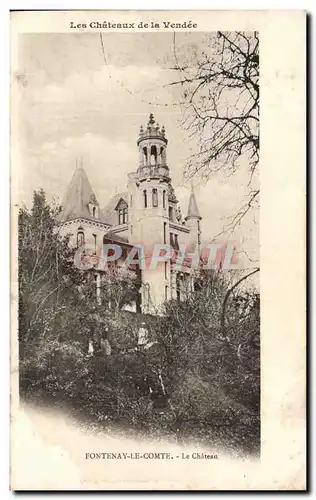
left=10, top=10, right=306, bottom=490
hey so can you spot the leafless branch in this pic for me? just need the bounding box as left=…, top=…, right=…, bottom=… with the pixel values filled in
left=171, top=31, right=259, bottom=232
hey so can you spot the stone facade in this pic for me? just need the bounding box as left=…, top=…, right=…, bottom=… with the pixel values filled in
left=59, top=114, right=202, bottom=313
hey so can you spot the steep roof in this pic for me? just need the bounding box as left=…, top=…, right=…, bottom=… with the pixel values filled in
left=102, top=192, right=128, bottom=226
left=186, top=186, right=201, bottom=219
left=104, top=232, right=130, bottom=245
left=60, top=167, right=101, bottom=222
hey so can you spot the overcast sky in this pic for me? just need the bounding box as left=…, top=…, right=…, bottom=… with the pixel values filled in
left=14, top=32, right=259, bottom=265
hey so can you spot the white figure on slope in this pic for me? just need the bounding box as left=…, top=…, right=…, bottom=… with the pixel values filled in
left=88, top=339, right=94, bottom=356
left=137, top=322, right=148, bottom=351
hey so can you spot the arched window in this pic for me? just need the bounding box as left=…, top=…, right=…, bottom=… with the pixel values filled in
left=152, top=188, right=158, bottom=207
left=77, top=230, right=84, bottom=247
left=160, top=147, right=164, bottom=164
left=143, top=190, right=147, bottom=208
left=143, top=147, right=148, bottom=165
left=92, top=206, right=96, bottom=217
left=150, top=145, right=157, bottom=165
left=92, top=234, right=97, bottom=254
left=163, top=190, right=166, bottom=209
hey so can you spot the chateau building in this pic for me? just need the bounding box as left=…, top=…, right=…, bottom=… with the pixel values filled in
left=60, top=114, right=202, bottom=313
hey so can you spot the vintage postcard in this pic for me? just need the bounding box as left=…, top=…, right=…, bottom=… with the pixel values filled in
left=10, top=10, right=306, bottom=490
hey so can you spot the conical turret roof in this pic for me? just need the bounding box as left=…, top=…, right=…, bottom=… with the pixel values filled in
left=186, top=186, right=201, bottom=219
left=60, top=167, right=100, bottom=221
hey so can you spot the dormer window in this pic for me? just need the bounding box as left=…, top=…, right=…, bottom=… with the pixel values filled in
left=115, top=198, right=128, bottom=225
left=118, top=207, right=128, bottom=225
left=89, top=194, right=99, bottom=219
left=88, top=202, right=99, bottom=218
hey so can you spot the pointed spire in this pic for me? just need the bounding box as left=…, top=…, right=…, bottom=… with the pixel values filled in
left=186, top=185, right=201, bottom=219
left=60, top=163, right=99, bottom=221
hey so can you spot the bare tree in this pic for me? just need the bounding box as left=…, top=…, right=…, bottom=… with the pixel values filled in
left=171, top=31, right=259, bottom=231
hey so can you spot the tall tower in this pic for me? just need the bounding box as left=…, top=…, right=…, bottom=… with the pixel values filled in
left=128, top=114, right=171, bottom=311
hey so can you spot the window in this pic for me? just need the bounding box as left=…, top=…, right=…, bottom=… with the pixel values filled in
left=163, top=222, right=167, bottom=244
left=92, top=206, right=96, bottom=217
left=169, top=206, right=173, bottom=221
left=150, top=145, right=157, bottom=165
left=77, top=230, right=84, bottom=247
left=174, top=234, right=179, bottom=250
left=118, top=208, right=128, bottom=224
left=165, top=285, right=168, bottom=301
left=143, top=147, right=148, bottom=165
left=160, top=147, right=164, bottom=163
left=170, top=233, right=179, bottom=250
left=152, top=188, right=158, bottom=207
left=170, top=233, right=174, bottom=248
left=116, top=199, right=128, bottom=225
left=143, top=190, right=147, bottom=208
left=163, top=190, right=166, bottom=209
left=164, top=262, right=168, bottom=280
left=92, top=234, right=97, bottom=254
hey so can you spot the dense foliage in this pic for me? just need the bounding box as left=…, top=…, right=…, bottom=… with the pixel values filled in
left=19, top=191, right=260, bottom=456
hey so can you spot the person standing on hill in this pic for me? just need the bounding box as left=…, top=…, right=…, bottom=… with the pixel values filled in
left=100, top=327, right=112, bottom=356
left=137, top=322, right=148, bottom=352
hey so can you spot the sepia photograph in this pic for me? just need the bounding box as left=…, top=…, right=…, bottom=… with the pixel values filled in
left=10, top=10, right=305, bottom=491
